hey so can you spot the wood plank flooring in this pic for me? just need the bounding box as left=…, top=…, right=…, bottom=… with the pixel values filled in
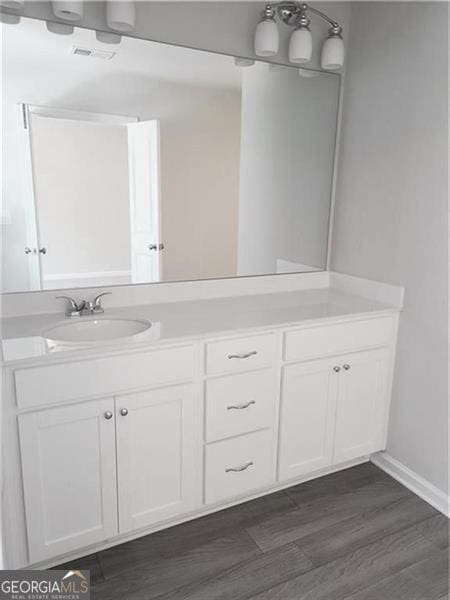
left=54, top=463, right=449, bottom=600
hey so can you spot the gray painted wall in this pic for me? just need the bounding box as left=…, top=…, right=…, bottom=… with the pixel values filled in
left=331, top=2, right=448, bottom=494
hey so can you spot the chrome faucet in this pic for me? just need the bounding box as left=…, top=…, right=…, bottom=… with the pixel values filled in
left=56, top=292, right=111, bottom=317
left=83, top=292, right=112, bottom=315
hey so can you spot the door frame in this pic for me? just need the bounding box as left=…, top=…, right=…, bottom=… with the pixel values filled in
left=18, top=103, right=138, bottom=290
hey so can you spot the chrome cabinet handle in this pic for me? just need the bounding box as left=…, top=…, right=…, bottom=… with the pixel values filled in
left=24, top=247, right=34, bottom=255
left=225, top=461, right=254, bottom=473
left=333, top=366, right=341, bottom=372
left=343, top=364, right=351, bottom=371
left=104, top=411, right=113, bottom=420
left=227, top=400, right=256, bottom=410
left=227, top=351, right=258, bottom=360
left=148, top=244, right=158, bottom=251
left=38, top=247, right=47, bottom=254
left=120, top=408, right=129, bottom=416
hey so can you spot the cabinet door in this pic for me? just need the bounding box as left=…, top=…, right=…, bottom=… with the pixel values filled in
left=19, top=399, right=118, bottom=563
left=334, top=348, right=389, bottom=463
left=278, top=357, right=339, bottom=481
left=116, top=384, right=200, bottom=533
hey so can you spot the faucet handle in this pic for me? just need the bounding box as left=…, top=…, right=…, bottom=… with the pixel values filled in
left=56, top=296, right=86, bottom=316
left=93, top=292, right=112, bottom=308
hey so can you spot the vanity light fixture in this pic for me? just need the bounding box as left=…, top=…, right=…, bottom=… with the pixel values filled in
left=52, top=0, right=84, bottom=22
left=298, top=67, right=320, bottom=78
left=0, top=0, right=24, bottom=10
left=106, top=0, right=136, bottom=33
left=234, top=57, right=255, bottom=67
left=254, top=2, right=344, bottom=71
left=96, top=31, right=122, bottom=45
left=254, top=4, right=279, bottom=57
left=46, top=21, right=74, bottom=35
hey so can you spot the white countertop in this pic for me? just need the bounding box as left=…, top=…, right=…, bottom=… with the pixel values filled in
left=1, top=287, right=401, bottom=367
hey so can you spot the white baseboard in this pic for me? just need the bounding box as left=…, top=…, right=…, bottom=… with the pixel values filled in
left=371, top=452, right=449, bottom=517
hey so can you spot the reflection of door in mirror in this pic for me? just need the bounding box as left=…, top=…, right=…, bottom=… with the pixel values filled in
left=23, top=106, right=161, bottom=290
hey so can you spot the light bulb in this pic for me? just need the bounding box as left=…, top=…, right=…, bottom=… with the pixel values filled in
left=321, top=27, right=345, bottom=70
left=289, top=26, right=312, bottom=64
left=254, top=5, right=279, bottom=57
left=106, top=0, right=136, bottom=32
left=52, top=1, right=83, bottom=21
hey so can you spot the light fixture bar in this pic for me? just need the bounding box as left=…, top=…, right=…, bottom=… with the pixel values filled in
left=275, top=2, right=340, bottom=29
left=254, top=1, right=344, bottom=70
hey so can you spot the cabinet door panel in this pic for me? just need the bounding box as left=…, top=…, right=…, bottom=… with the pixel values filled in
left=117, top=384, right=200, bottom=534
left=19, top=399, right=118, bottom=563
left=279, top=357, right=339, bottom=481
left=334, top=349, right=389, bottom=463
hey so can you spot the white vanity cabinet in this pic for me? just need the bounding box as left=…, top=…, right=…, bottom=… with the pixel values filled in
left=18, top=399, right=119, bottom=562
left=333, top=348, right=389, bottom=463
left=19, top=384, right=200, bottom=563
left=278, top=320, right=395, bottom=483
left=116, top=384, right=199, bottom=533
left=278, top=357, right=339, bottom=480
left=10, top=312, right=399, bottom=568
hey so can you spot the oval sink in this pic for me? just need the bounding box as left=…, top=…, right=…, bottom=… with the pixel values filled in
left=43, top=318, right=151, bottom=344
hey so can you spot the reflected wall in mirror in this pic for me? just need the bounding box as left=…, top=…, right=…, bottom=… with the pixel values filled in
left=2, top=17, right=340, bottom=292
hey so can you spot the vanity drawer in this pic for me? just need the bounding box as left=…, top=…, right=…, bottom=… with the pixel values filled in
left=284, top=317, right=394, bottom=362
left=205, top=429, right=275, bottom=504
left=14, top=345, right=195, bottom=409
left=205, top=333, right=276, bottom=375
left=205, top=370, right=276, bottom=442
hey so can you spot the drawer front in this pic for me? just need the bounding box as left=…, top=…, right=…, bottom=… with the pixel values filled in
left=205, top=370, right=276, bottom=442
left=205, top=334, right=276, bottom=375
left=284, top=317, right=394, bottom=362
left=205, top=429, right=275, bottom=504
left=15, top=345, right=195, bottom=409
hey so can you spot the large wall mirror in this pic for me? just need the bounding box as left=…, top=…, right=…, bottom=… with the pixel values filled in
left=2, top=17, right=340, bottom=293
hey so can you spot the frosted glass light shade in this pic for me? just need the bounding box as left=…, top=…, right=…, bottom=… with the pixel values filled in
left=0, top=0, right=24, bottom=9
left=52, top=1, right=83, bottom=21
left=254, top=19, right=279, bottom=57
left=234, top=57, right=255, bottom=67
left=96, top=31, right=122, bottom=44
left=107, top=1, right=136, bottom=32
left=289, top=27, right=312, bottom=64
left=321, top=36, right=345, bottom=70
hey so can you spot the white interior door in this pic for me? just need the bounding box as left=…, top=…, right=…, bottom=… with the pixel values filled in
left=127, top=120, right=162, bottom=283
left=20, top=104, right=42, bottom=289
left=116, top=384, right=200, bottom=534
left=18, top=399, right=118, bottom=563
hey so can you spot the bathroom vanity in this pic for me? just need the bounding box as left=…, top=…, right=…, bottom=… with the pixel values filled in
left=1, top=14, right=404, bottom=571
left=1, top=274, right=403, bottom=568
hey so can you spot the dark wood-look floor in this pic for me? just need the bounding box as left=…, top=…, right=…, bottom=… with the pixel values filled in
left=55, top=463, right=449, bottom=600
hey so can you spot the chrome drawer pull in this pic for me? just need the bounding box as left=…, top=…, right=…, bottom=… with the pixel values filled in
left=227, top=350, right=257, bottom=360
left=225, top=461, right=254, bottom=473
left=227, top=400, right=256, bottom=410
left=343, top=364, right=351, bottom=371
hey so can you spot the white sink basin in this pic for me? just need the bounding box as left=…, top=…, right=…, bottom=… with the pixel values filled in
left=43, top=318, right=151, bottom=344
